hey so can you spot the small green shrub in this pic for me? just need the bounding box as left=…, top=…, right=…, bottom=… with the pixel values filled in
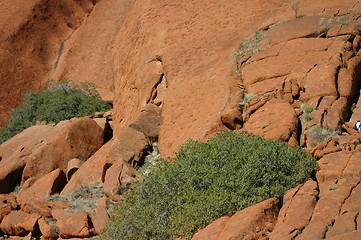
left=301, top=104, right=315, bottom=123
left=101, top=131, right=316, bottom=240
left=0, top=80, right=111, bottom=143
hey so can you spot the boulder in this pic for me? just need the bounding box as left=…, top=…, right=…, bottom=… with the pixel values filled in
left=192, top=198, right=279, bottom=240
left=129, top=103, right=162, bottom=140
left=103, top=161, right=139, bottom=201
left=242, top=99, right=298, bottom=142
left=0, top=117, right=103, bottom=193
left=38, top=217, right=58, bottom=240
left=52, top=209, right=91, bottom=238
left=61, top=126, right=148, bottom=194
left=17, top=169, right=66, bottom=207
left=0, top=211, right=40, bottom=236
left=0, top=194, right=18, bottom=223
left=90, top=197, right=109, bottom=234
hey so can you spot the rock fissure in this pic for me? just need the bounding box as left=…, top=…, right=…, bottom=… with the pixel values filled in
left=54, top=31, right=74, bottom=69
left=354, top=212, right=359, bottom=230
left=340, top=154, right=355, bottom=176
left=338, top=179, right=361, bottom=216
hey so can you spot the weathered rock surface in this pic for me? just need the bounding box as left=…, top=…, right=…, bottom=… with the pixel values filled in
left=0, top=195, right=18, bottom=223
left=49, top=0, right=135, bottom=102
left=192, top=198, right=279, bottom=240
left=112, top=0, right=297, bottom=157
left=90, top=197, right=109, bottom=234
left=242, top=99, right=299, bottom=144
left=0, top=211, right=40, bottom=236
left=0, top=117, right=103, bottom=193
left=17, top=169, right=66, bottom=207
left=61, top=126, right=148, bottom=194
left=1, top=0, right=361, bottom=240
left=0, top=0, right=97, bottom=127
left=52, top=209, right=91, bottom=238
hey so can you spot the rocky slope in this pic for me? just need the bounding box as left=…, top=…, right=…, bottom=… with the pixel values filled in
left=1, top=0, right=361, bottom=239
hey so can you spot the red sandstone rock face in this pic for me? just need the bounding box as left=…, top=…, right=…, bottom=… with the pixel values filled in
left=49, top=0, right=135, bottom=102
left=111, top=0, right=297, bottom=157
left=0, top=0, right=96, bottom=127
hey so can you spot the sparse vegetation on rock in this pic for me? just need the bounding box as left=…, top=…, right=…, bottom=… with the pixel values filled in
left=0, top=80, right=111, bottom=143
left=101, top=131, right=316, bottom=240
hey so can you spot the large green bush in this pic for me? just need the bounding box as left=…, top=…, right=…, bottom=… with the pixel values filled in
left=101, top=131, right=317, bottom=240
left=0, top=80, right=111, bottom=143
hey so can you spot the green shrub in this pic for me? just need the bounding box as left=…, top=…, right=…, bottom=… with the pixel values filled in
left=101, top=131, right=316, bottom=240
left=0, top=80, right=111, bottom=143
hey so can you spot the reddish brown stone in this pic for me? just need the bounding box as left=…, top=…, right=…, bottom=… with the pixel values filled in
left=130, top=103, right=162, bottom=139
left=242, top=99, right=298, bottom=142
left=38, top=217, right=58, bottom=240
left=0, top=118, right=103, bottom=193
left=220, top=107, right=243, bottom=130
left=103, top=161, right=139, bottom=201
left=90, top=197, right=109, bottom=234
left=0, top=211, right=40, bottom=236
left=325, top=211, right=357, bottom=238
left=192, top=198, right=279, bottom=240
left=0, top=194, right=18, bottom=224
left=61, top=126, right=148, bottom=194
left=52, top=209, right=91, bottom=238
left=17, top=169, right=66, bottom=207
left=271, top=180, right=318, bottom=240
left=191, top=216, right=230, bottom=240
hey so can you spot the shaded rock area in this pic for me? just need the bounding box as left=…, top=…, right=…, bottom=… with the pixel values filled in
left=0, top=107, right=161, bottom=239
left=0, top=0, right=98, bottom=127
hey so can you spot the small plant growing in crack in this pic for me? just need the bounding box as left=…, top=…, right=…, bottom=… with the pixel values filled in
left=328, top=184, right=337, bottom=191
left=289, top=0, right=301, bottom=18
left=236, top=30, right=268, bottom=74
left=301, top=104, right=315, bottom=123
left=239, top=93, right=256, bottom=108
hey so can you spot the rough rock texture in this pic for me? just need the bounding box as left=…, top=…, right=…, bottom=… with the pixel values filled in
left=270, top=146, right=361, bottom=240
left=103, top=161, right=139, bottom=201
left=0, top=195, right=18, bottom=223
left=2, top=0, right=361, bottom=240
left=242, top=99, right=299, bottom=144
left=112, top=0, right=298, bottom=157
left=38, top=217, right=58, bottom=240
left=49, top=0, right=135, bottom=102
left=61, top=126, right=148, bottom=194
left=0, top=211, right=40, bottom=236
left=52, top=209, right=91, bottom=238
left=0, top=117, right=103, bottom=193
left=90, top=197, right=109, bottom=234
left=192, top=198, right=279, bottom=240
left=0, top=0, right=97, bottom=127
left=16, top=169, right=66, bottom=207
